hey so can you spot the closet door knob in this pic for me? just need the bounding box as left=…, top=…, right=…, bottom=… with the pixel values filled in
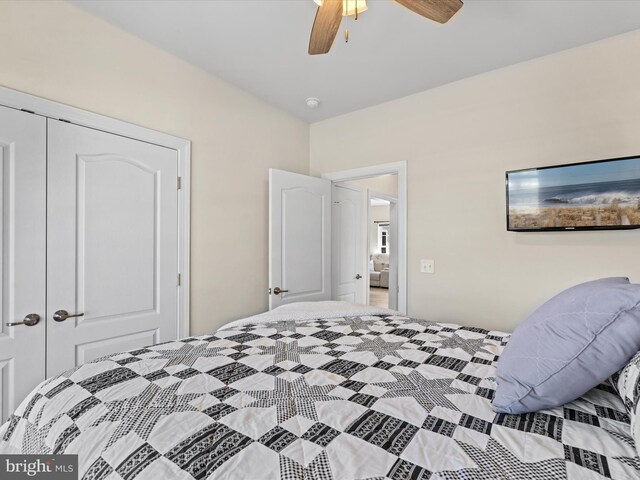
left=355, top=274, right=362, bottom=280
left=6, top=313, right=40, bottom=327
left=272, top=287, right=289, bottom=295
left=53, top=310, right=84, bottom=322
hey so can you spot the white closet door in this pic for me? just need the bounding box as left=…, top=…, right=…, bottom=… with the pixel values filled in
left=47, top=120, right=179, bottom=377
left=0, top=106, right=46, bottom=422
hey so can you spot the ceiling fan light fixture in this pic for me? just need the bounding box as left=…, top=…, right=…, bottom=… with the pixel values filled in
left=309, top=0, right=462, bottom=56
left=313, top=0, right=368, bottom=17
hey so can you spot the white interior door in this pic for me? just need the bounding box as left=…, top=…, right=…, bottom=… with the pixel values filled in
left=332, top=183, right=366, bottom=304
left=0, top=106, right=46, bottom=422
left=389, top=200, right=399, bottom=310
left=46, top=120, right=179, bottom=377
left=269, top=169, right=331, bottom=309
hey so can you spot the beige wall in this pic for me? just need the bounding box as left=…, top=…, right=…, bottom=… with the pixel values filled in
left=0, top=1, right=309, bottom=335
left=311, top=31, right=640, bottom=333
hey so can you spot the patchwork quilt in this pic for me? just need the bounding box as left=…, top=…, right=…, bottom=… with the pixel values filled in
left=1, top=313, right=639, bottom=479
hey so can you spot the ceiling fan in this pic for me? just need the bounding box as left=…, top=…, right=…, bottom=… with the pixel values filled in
left=309, top=0, right=463, bottom=55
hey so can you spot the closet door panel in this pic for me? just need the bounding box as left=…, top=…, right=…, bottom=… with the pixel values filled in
left=0, top=106, right=46, bottom=422
left=46, top=120, right=178, bottom=378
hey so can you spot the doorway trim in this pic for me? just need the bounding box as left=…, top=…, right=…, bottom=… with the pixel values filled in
left=0, top=85, right=191, bottom=338
left=321, top=162, right=407, bottom=314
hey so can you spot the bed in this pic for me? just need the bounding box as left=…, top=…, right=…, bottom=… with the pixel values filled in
left=1, top=302, right=638, bottom=479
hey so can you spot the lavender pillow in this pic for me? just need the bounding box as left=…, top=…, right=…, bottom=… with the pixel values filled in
left=493, top=277, right=640, bottom=414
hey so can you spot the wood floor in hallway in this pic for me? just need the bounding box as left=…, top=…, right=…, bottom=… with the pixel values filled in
left=369, top=287, right=389, bottom=309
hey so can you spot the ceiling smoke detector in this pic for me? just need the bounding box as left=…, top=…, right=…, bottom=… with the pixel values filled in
left=305, top=97, right=321, bottom=109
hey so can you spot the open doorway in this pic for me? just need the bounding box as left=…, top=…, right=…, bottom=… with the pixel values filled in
left=344, top=176, right=398, bottom=310
left=322, top=162, right=407, bottom=313
left=268, top=162, right=406, bottom=314
left=370, top=196, right=391, bottom=308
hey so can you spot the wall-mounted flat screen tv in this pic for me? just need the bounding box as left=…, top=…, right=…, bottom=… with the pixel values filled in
left=507, top=155, right=640, bottom=231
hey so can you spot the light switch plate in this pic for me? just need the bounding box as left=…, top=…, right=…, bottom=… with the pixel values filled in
left=420, top=259, right=435, bottom=274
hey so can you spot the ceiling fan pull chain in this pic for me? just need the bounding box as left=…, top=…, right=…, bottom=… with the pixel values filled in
left=345, top=0, right=350, bottom=42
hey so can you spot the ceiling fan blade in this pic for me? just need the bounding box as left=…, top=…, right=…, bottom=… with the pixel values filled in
left=394, top=0, right=463, bottom=24
left=309, top=0, right=343, bottom=55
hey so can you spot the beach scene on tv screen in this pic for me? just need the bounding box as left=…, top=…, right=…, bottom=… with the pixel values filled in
left=508, top=157, right=640, bottom=229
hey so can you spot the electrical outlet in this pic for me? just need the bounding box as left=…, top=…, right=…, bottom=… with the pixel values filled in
left=420, top=259, right=435, bottom=274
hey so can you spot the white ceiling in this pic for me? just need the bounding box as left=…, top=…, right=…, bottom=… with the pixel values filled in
left=70, top=0, right=640, bottom=123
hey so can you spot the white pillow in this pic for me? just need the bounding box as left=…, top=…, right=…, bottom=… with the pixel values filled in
left=222, top=301, right=400, bottom=329
left=612, top=351, right=640, bottom=457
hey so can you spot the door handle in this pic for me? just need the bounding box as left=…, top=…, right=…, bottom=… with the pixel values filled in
left=53, top=310, right=84, bottom=322
left=6, top=313, right=40, bottom=327
left=355, top=274, right=362, bottom=280
left=272, top=287, right=289, bottom=295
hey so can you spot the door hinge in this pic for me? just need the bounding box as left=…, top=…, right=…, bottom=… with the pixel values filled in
left=177, top=273, right=181, bottom=286
left=177, top=177, right=182, bottom=190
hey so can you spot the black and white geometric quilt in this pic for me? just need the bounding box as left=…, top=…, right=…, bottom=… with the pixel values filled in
left=1, top=314, right=639, bottom=479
